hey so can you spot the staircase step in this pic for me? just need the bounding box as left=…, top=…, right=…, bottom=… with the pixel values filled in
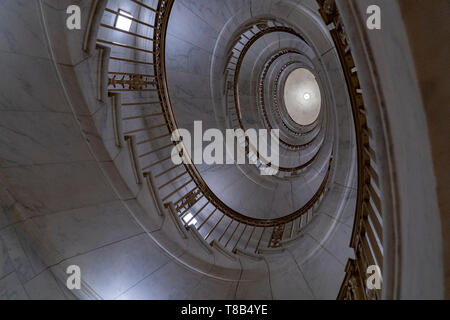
left=124, top=135, right=142, bottom=185
left=163, top=202, right=187, bottom=239
left=210, top=240, right=237, bottom=262
left=143, top=172, right=165, bottom=217
left=187, top=226, right=214, bottom=255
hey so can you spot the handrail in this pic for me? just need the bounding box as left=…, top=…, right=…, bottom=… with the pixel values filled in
left=96, top=0, right=335, bottom=254
left=154, top=11, right=332, bottom=227
left=231, top=25, right=318, bottom=153
left=316, top=0, right=383, bottom=300
left=224, top=27, right=326, bottom=176
left=258, top=49, right=321, bottom=138
left=271, top=60, right=322, bottom=138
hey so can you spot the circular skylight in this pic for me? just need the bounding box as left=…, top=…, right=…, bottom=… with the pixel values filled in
left=283, top=68, right=321, bottom=125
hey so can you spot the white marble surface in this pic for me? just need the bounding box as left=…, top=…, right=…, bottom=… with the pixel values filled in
left=337, top=0, right=447, bottom=299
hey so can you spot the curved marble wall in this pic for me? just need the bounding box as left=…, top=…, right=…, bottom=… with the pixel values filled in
left=165, top=1, right=348, bottom=225
left=336, top=0, right=447, bottom=299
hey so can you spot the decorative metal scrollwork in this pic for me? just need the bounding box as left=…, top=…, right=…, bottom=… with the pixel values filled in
left=108, top=73, right=154, bottom=90
left=268, top=224, right=285, bottom=248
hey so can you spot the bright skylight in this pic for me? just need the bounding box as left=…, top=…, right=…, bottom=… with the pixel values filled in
left=284, top=68, right=322, bottom=126
left=183, top=213, right=198, bottom=226
left=115, top=10, right=133, bottom=31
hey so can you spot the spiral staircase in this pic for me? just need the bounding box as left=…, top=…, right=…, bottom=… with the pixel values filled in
left=0, top=0, right=448, bottom=300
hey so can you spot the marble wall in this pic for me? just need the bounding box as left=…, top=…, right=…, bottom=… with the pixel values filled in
left=337, top=0, right=447, bottom=299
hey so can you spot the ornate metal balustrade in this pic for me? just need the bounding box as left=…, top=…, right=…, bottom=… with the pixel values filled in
left=95, top=0, right=335, bottom=255
left=271, top=60, right=321, bottom=138
left=223, top=22, right=331, bottom=183
left=316, top=0, right=383, bottom=300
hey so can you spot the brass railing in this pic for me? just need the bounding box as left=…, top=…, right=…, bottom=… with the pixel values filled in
left=229, top=24, right=322, bottom=154
left=219, top=23, right=336, bottom=207
left=96, top=0, right=334, bottom=255
left=316, top=0, right=383, bottom=300
left=270, top=57, right=321, bottom=138
left=224, top=22, right=329, bottom=180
